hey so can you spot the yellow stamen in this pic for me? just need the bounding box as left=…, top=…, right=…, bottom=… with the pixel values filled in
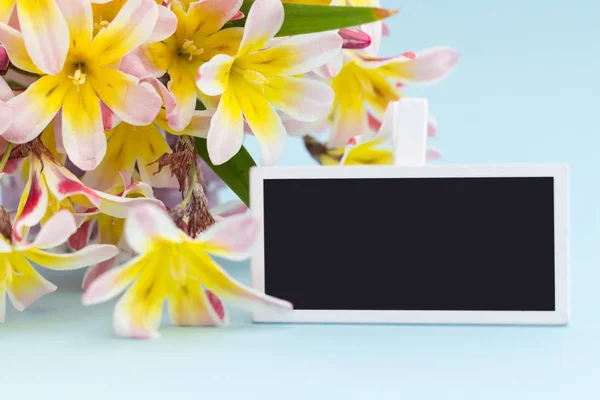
left=181, top=39, right=204, bottom=61
left=68, top=69, right=87, bottom=91
left=94, top=20, right=110, bottom=32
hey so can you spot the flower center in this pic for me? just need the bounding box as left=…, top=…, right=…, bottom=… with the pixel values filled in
left=68, top=68, right=87, bottom=91
left=231, top=65, right=269, bottom=85
left=180, top=39, right=204, bottom=61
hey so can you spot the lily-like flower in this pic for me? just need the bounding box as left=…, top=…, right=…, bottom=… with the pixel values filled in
left=81, top=56, right=213, bottom=192
left=82, top=203, right=292, bottom=339
left=328, top=48, right=459, bottom=147
left=0, top=208, right=119, bottom=323
left=305, top=100, right=441, bottom=165
left=0, top=0, right=162, bottom=170
left=13, top=149, right=163, bottom=245
left=137, top=0, right=244, bottom=131
left=196, top=0, right=342, bottom=165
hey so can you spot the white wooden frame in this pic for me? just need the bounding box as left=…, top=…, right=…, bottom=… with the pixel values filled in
left=250, top=164, right=570, bottom=325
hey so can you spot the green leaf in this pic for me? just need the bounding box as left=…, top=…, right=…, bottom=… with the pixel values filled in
left=194, top=138, right=256, bottom=207
left=230, top=1, right=397, bottom=36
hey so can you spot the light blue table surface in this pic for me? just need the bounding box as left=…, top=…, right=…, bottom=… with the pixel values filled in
left=2, top=0, right=600, bottom=398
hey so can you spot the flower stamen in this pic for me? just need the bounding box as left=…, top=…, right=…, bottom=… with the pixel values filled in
left=94, top=20, right=110, bottom=32
left=181, top=39, right=204, bottom=61
left=68, top=69, right=87, bottom=91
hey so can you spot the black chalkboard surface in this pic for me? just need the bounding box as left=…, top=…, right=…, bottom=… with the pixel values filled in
left=250, top=165, right=569, bottom=325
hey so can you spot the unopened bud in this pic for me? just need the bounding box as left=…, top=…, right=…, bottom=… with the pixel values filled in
left=339, top=28, right=372, bottom=50
left=0, top=44, right=9, bottom=75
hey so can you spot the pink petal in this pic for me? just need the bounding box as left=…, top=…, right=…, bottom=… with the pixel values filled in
left=237, top=0, right=284, bottom=56
left=68, top=218, right=94, bottom=251
left=124, top=203, right=182, bottom=255
left=0, top=76, right=13, bottom=101
left=3, top=75, right=68, bottom=144
left=197, top=214, right=260, bottom=261
left=428, top=113, right=437, bottom=138
left=15, top=209, right=77, bottom=250
left=210, top=200, right=248, bottom=220
left=241, top=31, right=343, bottom=76
left=263, top=76, right=334, bottom=122
left=141, top=76, right=182, bottom=131
left=82, top=257, right=118, bottom=291
left=312, top=54, right=343, bottom=79
left=206, top=88, right=244, bottom=165
left=0, top=99, right=13, bottom=135
left=427, top=147, right=441, bottom=161
left=82, top=255, right=144, bottom=305
left=402, top=47, right=460, bottom=83
left=16, top=0, right=69, bottom=74
left=230, top=10, right=245, bottom=21
left=91, top=68, right=162, bottom=126
left=145, top=4, right=177, bottom=44
left=12, top=157, right=49, bottom=243
left=101, top=101, right=121, bottom=131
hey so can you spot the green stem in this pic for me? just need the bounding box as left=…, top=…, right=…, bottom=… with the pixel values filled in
left=0, top=142, right=14, bottom=173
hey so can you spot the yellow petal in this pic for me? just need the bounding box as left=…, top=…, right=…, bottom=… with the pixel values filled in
left=23, top=245, right=119, bottom=271
left=0, top=0, right=14, bottom=23
left=82, top=126, right=137, bottom=192
left=90, top=0, right=159, bottom=65
left=16, top=0, right=69, bottom=74
left=166, top=61, right=198, bottom=130
left=167, top=255, right=227, bottom=326
left=62, top=82, right=106, bottom=171
left=134, top=124, right=174, bottom=187
left=0, top=22, right=42, bottom=74
left=231, top=73, right=286, bottom=165
left=185, top=248, right=292, bottom=314
left=197, top=27, right=243, bottom=61
left=185, top=0, right=241, bottom=40
left=139, top=39, right=174, bottom=75
left=113, top=256, right=169, bottom=339
left=4, top=252, right=56, bottom=311
left=97, top=213, right=125, bottom=247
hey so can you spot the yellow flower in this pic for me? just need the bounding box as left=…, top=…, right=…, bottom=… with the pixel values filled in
left=196, top=0, right=342, bottom=165
left=1, top=209, right=118, bottom=323
left=82, top=203, right=292, bottom=339
left=0, top=0, right=163, bottom=170
left=138, top=0, right=245, bottom=131
left=328, top=49, right=459, bottom=147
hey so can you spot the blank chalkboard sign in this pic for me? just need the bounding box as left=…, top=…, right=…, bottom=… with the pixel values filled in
left=250, top=165, right=569, bottom=325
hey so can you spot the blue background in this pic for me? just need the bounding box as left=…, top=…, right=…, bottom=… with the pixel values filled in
left=2, top=0, right=600, bottom=398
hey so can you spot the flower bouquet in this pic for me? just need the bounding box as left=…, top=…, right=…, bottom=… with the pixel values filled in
left=0, top=0, right=458, bottom=338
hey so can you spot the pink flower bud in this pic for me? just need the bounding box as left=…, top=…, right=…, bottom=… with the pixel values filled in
left=0, top=44, right=9, bottom=75
left=339, top=28, right=372, bottom=50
